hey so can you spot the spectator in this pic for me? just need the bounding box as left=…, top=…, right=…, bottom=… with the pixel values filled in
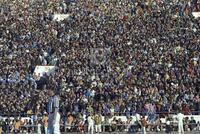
left=87, top=113, right=94, bottom=134
left=65, top=113, right=74, bottom=132
left=177, top=110, right=185, bottom=134
left=117, top=118, right=125, bottom=132
left=126, top=116, right=133, bottom=132
left=94, top=112, right=102, bottom=133
left=77, top=115, right=85, bottom=132
left=184, top=117, right=190, bottom=131
left=110, top=117, right=117, bottom=132
left=14, top=119, right=21, bottom=133
left=197, top=121, right=200, bottom=131
left=0, top=0, right=199, bottom=133
left=0, top=119, right=2, bottom=134
left=189, top=116, right=196, bottom=131
left=37, top=119, right=42, bottom=134
left=42, top=112, right=48, bottom=134
left=165, top=117, right=172, bottom=133
left=140, top=116, right=148, bottom=134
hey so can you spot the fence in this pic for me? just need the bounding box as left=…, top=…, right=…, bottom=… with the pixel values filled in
left=1, top=122, right=200, bottom=133
left=1, top=112, right=200, bottom=133
left=0, top=111, right=200, bottom=117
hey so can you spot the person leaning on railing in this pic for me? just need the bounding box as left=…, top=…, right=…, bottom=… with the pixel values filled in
left=165, top=117, right=172, bottom=133
left=189, top=116, right=197, bottom=131
left=77, top=116, right=84, bottom=132
left=110, top=117, right=117, bottom=132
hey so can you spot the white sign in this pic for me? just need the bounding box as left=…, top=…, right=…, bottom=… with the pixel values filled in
left=53, top=14, right=70, bottom=21
left=192, top=12, right=200, bottom=18
left=34, top=66, right=56, bottom=77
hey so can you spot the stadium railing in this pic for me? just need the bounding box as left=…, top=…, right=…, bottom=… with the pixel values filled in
left=0, top=112, right=200, bottom=133
left=1, top=122, right=200, bottom=133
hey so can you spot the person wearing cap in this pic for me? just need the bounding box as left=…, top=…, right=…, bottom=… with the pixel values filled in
left=47, top=89, right=60, bottom=134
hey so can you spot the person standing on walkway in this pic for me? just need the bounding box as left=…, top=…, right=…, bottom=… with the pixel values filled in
left=42, top=112, right=48, bottom=134
left=141, top=116, right=147, bottom=134
left=177, top=110, right=185, bottom=134
left=47, top=88, right=60, bottom=134
left=88, top=113, right=94, bottom=134
left=94, top=112, right=102, bottom=133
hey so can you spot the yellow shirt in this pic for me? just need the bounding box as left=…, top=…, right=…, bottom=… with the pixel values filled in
left=27, top=109, right=33, bottom=115
left=94, top=115, right=102, bottom=125
left=42, top=116, right=48, bottom=127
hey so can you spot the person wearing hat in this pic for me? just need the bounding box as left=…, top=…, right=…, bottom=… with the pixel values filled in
left=47, top=88, right=60, bottom=134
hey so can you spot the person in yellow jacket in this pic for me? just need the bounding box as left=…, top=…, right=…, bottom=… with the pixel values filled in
left=94, top=113, right=102, bottom=133
left=27, top=109, right=33, bottom=115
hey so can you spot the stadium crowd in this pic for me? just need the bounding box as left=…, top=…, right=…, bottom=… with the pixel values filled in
left=0, top=0, right=200, bottom=129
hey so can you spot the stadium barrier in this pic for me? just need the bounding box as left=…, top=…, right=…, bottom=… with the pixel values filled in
left=1, top=112, right=200, bottom=133
left=1, top=122, right=200, bottom=133
left=1, top=111, right=200, bottom=123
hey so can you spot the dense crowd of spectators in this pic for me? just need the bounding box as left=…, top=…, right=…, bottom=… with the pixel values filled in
left=0, top=0, right=199, bottom=123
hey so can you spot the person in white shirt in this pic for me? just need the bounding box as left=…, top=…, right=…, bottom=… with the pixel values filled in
left=177, top=111, right=184, bottom=134
left=87, top=113, right=94, bottom=134
left=47, top=89, right=60, bottom=134
left=197, top=121, right=200, bottom=131
left=37, top=119, right=42, bottom=134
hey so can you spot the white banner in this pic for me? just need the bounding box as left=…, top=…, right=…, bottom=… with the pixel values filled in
left=53, top=14, right=70, bottom=21
left=34, top=66, right=56, bottom=77
left=192, top=12, right=200, bottom=18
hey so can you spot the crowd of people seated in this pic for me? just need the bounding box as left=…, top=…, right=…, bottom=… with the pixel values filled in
left=0, top=0, right=199, bottom=127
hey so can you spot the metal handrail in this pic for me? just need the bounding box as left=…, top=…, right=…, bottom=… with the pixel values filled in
left=1, top=122, right=200, bottom=133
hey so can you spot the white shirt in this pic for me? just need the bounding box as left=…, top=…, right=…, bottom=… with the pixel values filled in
left=37, top=123, right=42, bottom=134
left=166, top=120, right=170, bottom=125
left=110, top=108, right=114, bottom=113
left=177, top=113, right=184, bottom=124
left=135, top=113, right=141, bottom=122
left=88, top=116, right=94, bottom=125
left=130, top=119, right=135, bottom=125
